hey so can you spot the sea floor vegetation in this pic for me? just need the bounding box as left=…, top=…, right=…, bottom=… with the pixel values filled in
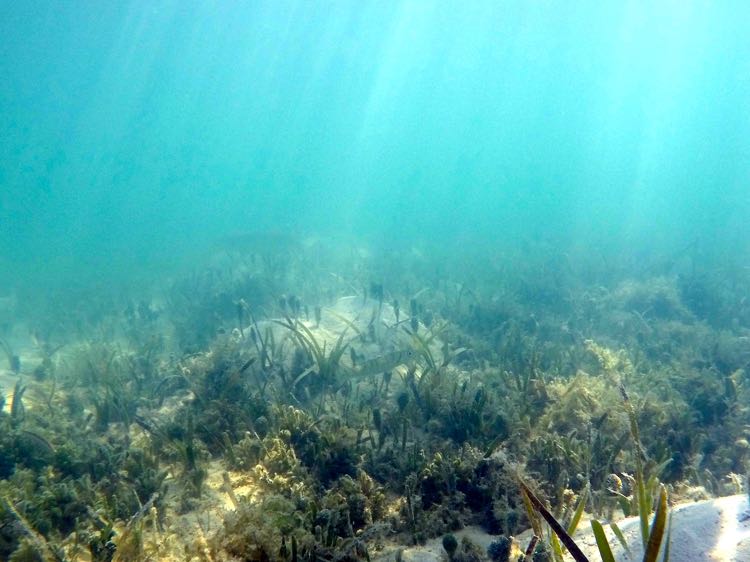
left=1, top=238, right=749, bottom=561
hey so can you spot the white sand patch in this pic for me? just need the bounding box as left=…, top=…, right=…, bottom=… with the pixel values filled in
left=372, top=496, right=750, bottom=562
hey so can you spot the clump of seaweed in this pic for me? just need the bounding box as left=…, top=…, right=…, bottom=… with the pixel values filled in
left=3, top=234, right=750, bottom=562
left=275, top=314, right=352, bottom=396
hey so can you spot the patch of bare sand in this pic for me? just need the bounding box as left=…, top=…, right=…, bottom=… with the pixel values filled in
left=373, top=495, right=750, bottom=562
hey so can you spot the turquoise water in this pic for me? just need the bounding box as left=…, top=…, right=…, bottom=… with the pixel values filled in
left=1, top=2, right=749, bottom=287
left=3, top=6, right=750, bottom=559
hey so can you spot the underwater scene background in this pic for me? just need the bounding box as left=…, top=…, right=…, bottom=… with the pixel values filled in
left=1, top=2, right=750, bottom=561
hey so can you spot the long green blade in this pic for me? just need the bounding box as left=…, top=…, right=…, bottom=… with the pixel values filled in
left=567, top=485, right=589, bottom=536
left=638, top=473, right=650, bottom=549
left=643, top=486, right=668, bottom=562
left=520, top=482, right=544, bottom=538
left=590, top=520, right=616, bottom=562
left=661, top=513, right=672, bottom=562
left=519, top=481, right=590, bottom=562
left=550, top=533, right=564, bottom=562
left=610, top=522, right=631, bottom=556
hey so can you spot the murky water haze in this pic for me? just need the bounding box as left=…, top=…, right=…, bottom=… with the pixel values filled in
left=1, top=1, right=749, bottom=291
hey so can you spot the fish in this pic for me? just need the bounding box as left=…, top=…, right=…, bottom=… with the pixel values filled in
left=19, top=430, right=55, bottom=457
left=347, top=348, right=417, bottom=380
left=291, top=346, right=417, bottom=389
